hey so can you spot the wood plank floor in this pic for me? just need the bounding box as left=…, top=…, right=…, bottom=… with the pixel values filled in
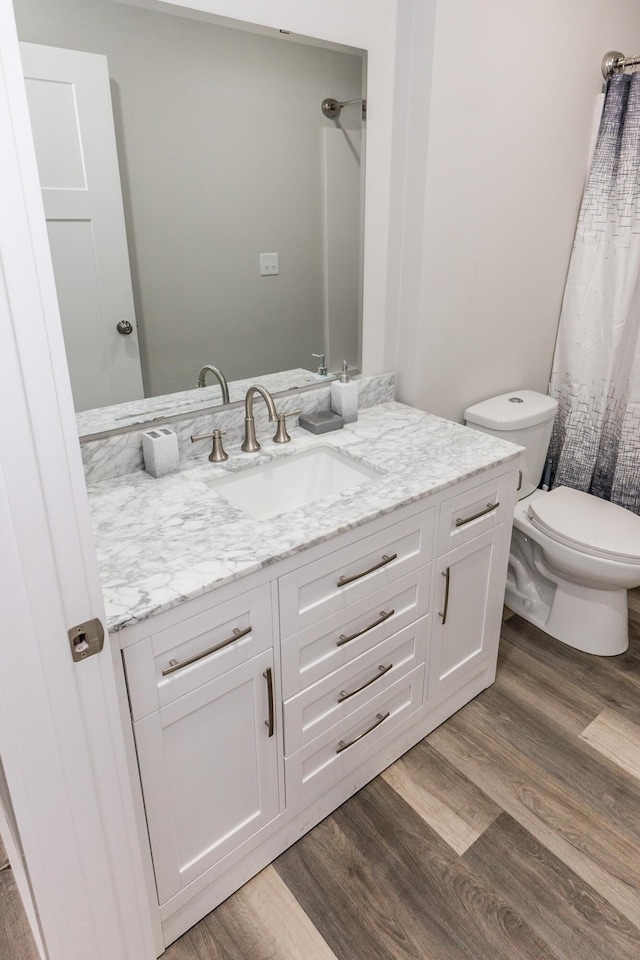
left=0, top=838, right=39, bottom=960
left=4, top=592, right=640, bottom=959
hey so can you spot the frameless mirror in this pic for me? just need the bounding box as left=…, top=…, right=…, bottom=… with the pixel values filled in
left=14, top=0, right=366, bottom=434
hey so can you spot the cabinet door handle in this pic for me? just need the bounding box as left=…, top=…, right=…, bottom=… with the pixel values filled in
left=337, top=553, right=398, bottom=588
left=337, top=609, right=395, bottom=647
left=438, top=567, right=450, bottom=624
left=162, top=625, right=252, bottom=676
left=455, top=501, right=499, bottom=527
left=263, top=667, right=275, bottom=737
left=337, top=663, right=393, bottom=703
left=336, top=711, right=390, bottom=754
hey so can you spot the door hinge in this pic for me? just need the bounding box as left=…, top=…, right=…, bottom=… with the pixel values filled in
left=68, top=618, right=105, bottom=662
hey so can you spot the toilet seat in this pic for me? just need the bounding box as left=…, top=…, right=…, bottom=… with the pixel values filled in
left=527, top=486, right=640, bottom=563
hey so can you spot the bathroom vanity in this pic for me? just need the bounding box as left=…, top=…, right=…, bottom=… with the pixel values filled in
left=88, top=401, right=521, bottom=950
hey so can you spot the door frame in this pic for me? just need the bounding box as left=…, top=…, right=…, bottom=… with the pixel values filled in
left=0, top=3, right=157, bottom=957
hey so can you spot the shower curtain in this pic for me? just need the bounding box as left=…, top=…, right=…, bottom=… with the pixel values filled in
left=549, top=72, right=640, bottom=514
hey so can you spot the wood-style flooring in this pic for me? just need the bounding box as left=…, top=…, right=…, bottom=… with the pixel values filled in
left=0, top=839, right=38, bottom=960
left=4, top=593, right=640, bottom=959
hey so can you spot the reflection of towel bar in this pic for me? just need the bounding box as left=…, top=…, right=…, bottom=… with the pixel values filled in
left=321, top=97, right=367, bottom=121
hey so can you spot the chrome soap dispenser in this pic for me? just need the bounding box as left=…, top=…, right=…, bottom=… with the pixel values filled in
left=331, top=361, right=358, bottom=423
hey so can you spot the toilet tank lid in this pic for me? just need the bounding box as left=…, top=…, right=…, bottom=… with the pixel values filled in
left=464, top=390, right=558, bottom=430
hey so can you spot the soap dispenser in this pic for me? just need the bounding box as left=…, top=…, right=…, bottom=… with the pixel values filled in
left=331, top=361, right=358, bottom=423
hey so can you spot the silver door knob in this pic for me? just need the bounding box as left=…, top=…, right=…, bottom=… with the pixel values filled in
left=116, top=320, right=133, bottom=335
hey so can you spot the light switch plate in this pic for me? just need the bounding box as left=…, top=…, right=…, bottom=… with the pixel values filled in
left=259, top=252, right=279, bottom=276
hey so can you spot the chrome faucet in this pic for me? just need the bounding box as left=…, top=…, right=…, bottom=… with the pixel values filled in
left=242, top=385, right=279, bottom=452
left=196, top=364, right=230, bottom=404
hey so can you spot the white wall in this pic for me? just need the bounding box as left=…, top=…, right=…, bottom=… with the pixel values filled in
left=396, top=0, right=640, bottom=422
left=14, top=0, right=364, bottom=395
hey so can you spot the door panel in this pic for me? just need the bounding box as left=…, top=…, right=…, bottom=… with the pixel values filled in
left=20, top=41, right=144, bottom=411
left=134, top=651, right=280, bottom=904
left=429, top=527, right=506, bottom=698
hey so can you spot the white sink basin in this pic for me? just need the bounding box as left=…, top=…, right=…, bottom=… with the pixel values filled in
left=207, top=447, right=380, bottom=521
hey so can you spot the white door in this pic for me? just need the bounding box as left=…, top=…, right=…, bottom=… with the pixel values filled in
left=1, top=6, right=157, bottom=957
left=20, top=41, right=144, bottom=412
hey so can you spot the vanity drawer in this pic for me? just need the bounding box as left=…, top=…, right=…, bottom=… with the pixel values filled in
left=283, top=617, right=428, bottom=756
left=123, top=583, right=272, bottom=720
left=285, top=664, right=425, bottom=806
left=279, top=509, right=435, bottom=640
left=437, top=471, right=514, bottom=556
left=281, top=566, right=430, bottom=699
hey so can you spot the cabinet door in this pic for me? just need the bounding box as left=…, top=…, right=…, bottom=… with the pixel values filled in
left=428, top=527, right=508, bottom=699
left=133, top=650, right=279, bottom=904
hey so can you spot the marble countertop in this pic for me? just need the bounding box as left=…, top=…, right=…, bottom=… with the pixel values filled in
left=87, top=402, right=521, bottom=633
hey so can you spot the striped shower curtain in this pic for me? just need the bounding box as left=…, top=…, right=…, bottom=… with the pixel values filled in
left=549, top=72, right=640, bottom=514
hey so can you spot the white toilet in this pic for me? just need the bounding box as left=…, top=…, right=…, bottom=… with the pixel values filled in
left=464, top=390, right=640, bottom=656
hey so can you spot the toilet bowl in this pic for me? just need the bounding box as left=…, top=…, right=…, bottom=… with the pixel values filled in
left=464, top=390, right=640, bottom=656
left=507, top=487, right=640, bottom=655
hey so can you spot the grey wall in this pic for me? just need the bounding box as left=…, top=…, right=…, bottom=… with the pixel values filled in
left=14, top=0, right=363, bottom=395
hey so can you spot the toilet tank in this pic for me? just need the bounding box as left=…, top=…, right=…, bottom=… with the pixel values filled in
left=464, top=390, right=558, bottom=499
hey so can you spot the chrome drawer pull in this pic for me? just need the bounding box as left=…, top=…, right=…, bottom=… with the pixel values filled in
left=337, top=663, right=393, bottom=703
left=455, top=501, right=499, bottom=527
left=162, top=625, right=252, bottom=676
left=337, top=609, right=395, bottom=647
left=336, top=711, right=390, bottom=754
left=263, top=667, right=275, bottom=737
left=517, top=470, right=523, bottom=492
left=337, top=553, right=398, bottom=588
left=438, top=567, right=450, bottom=624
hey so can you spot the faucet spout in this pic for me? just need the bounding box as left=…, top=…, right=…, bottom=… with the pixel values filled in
left=196, top=365, right=230, bottom=404
left=242, top=385, right=278, bottom=452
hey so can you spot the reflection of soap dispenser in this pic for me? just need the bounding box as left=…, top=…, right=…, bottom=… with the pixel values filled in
left=331, top=361, right=358, bottom=423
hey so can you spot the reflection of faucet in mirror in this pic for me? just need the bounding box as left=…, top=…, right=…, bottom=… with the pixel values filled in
left=197, top=365, right=230, bottom=405
left=242, top=385, right=279, bottom=453
left=312, top=353, right=328, bottom=376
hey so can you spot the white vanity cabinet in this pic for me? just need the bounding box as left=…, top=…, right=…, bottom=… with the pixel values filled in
left=118, top=460, right=519, bottom=950
left=122, top=583, right=280, bottom=906
left=428, top=471, right=514, bottom=698
left=279, top=508, right=435, bottom=804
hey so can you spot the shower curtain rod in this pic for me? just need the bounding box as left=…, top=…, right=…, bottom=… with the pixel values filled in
left=602, top=50, right=640, bottom=79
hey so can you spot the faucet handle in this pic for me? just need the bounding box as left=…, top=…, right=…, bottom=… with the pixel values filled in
left=273, top=409, right=301, bottom=444
left=191, top=428, right=228, bottom=462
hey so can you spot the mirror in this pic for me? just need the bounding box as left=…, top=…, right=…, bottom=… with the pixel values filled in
left=14, top=0, right=366, bottom=433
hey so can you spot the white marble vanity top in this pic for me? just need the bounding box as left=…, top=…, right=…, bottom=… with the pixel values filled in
left=87, top=402, right=521, bottom=632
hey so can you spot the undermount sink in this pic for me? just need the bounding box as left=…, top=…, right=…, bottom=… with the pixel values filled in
left=207, top=446, right=381, bottom=521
